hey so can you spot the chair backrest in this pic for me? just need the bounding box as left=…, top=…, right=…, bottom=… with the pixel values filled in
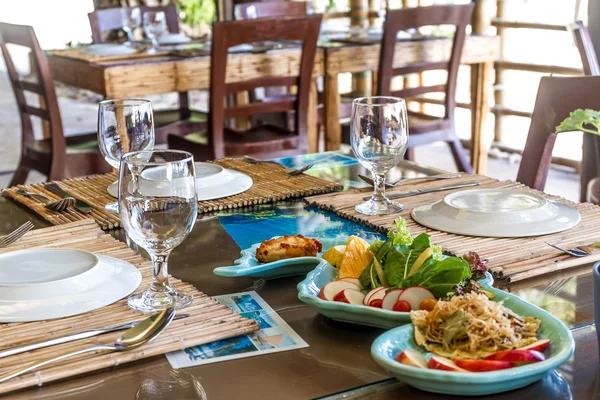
left=209, top=15, right=321, bottom=158
left=377, top=4, right=474, bottom=119
left=88, top=5, right=180, bottom=43
left=0, top=22, right=65, bottom=163
left=234, top=1, right=308, bottom=20
left=517, top=76, right=600, bottom=191
left=570, top=21, right=600, bottom=76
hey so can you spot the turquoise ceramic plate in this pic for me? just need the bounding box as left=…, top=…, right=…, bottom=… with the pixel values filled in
left=371, top=285, right=575, bottom=396
left=297, top=261, right=494, bottom=329
left=213, top=237, right=348, bottom=279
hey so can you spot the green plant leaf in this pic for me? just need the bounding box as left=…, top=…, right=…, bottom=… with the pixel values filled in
left=399, top=257, right=472, bottom=298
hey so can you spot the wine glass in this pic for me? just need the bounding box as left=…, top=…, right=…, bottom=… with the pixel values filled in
left=98, top=99, right=155, bottom=213
left=143, top=11, right=167, bottom=53
left=350, top=96, right=408, bottom=215
left=121, top=7, right=141, bottom=45
left=120, top=150, right=198, bottom=312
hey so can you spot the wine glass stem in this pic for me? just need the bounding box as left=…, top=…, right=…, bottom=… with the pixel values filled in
left=373, top=173, right=387, bottom=201
left=150, top=254, right=171, bottom=293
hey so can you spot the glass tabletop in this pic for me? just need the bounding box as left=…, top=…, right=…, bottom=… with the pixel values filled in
left=0, top=153, right=597, bottom=399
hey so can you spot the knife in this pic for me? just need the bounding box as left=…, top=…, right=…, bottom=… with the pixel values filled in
left=358, top=173, right=462, bottom=188
left=362, top=180, right=481, bottom=201
left=0, top=313, right=189, bottom=359
left=43, top=182, right=92, bottom=214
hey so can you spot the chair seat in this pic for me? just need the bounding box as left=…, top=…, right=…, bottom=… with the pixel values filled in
left=407, top=112, right=452, bottom=134
left=25, top=137, right=101, bottom=155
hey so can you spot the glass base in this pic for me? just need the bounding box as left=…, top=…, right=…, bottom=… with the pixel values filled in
left=128, top=287, right=193, bottom=313
left=355, top=197, right=404, bottom=216
left=105, top=202, right=119, bottom=214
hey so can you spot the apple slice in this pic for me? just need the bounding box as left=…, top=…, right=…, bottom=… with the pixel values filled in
left=427, top=356, right=467, bottom=372
left=396, top=350, right=427, bottom=369
left=397, top=287, right=435, bottom=311
left=318, top=280, right=361, bottom=301
left=382, top=289, right=404, bottom=310
left=519, top=339, right=551, bottom=353
left=333, top=288, right=365, bottom=304
left=363, top=287, right=386, bottom=305
left=484, top=349, right=545, bottom=363
left=453, top=358, right=513, bottom=372
left=340, top=277, right=363, bottom=290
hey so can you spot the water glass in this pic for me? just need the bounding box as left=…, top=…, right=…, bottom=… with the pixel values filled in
left=594, top=262, right=600, bottom=359
left=120, top=150, right=198, bottom=312
left=350, top=96, right=408, bottom=215
left=143, top=11, right=167, bottom=52
left=121, top=7, right=141, bottom=44
left=98, top=99, right=155, bottom=212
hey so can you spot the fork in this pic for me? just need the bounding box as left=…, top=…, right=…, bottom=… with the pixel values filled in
left=286, top=164, right=314, bottom=176
left=543, top=277, right=574, bottom=297
left=0, top=221, right=34, bottom=248
left=544, top=241, right=593, bottom=257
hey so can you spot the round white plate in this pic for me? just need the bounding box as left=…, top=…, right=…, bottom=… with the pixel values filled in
left=158, top=33, right=191, bottom=45
left=411, top=188, right=581, bottom=237
left=197, top=169, right=252, bottom=201
left=81, top=44, right=137, bottom=56
left=0, top=255, right=142, bottom=322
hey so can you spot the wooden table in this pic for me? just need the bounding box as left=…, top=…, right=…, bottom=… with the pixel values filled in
left=322, top=35, right=500, bottom=173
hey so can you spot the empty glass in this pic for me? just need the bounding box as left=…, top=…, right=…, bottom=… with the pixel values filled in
left=98, top=99, right=155, bottom=213
left=121, top=7, right=141, bottom=45
left=143, top=11, right=167, bottom=53
left=120, top=150, right=198, bottom=312
left=350, top=97, right=408, bottom=215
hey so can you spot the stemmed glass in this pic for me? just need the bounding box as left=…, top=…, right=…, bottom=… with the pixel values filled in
left=98, top=99, right=155, bottom=213
left=120, top=150, right=197, bottom=312
left=143, top=11, right=167, bottom=53
left=351, top=96, right=409, bottom=215
left=121, top=7, right=141, bottom=45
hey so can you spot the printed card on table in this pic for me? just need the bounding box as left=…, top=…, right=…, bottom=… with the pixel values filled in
left=166, top=291, right=308, bottom=368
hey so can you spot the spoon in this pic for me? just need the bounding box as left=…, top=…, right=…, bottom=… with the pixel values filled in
left=16, top=189, right=75, bottom=212
left=358, top=173, right=462, bottom=188
left=0, top=308, right=175, bottom=383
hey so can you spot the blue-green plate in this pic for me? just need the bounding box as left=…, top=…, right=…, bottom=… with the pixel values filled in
left=213, top=237, right=348, bottom=279
left=371, top=284, right=575, bottom=396
left=297, top=261, right=494, bottom=329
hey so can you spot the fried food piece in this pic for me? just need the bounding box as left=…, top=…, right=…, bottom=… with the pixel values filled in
left=256, top=235, right=322, bottom=263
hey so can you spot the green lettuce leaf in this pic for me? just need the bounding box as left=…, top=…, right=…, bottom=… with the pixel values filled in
left=384, top=233, right=431, bottom=286
left=399, top=257, right=471, bottom=298
left=387, top=217, right=413, bottom=246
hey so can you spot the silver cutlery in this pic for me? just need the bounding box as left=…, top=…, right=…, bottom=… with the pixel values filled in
left=242, top=156, right=282, bottom=166
left=0, top=313, right=189, bottom=360
left=0, top=221, right=34, bottom=248
left=362, top=180, right=481, bottom=201
left=0, top=308, right=175, bottom=383
left=242, top=155, right=313, bottom=175
left=286, top=164, right=314, bottom=176
left=358, top=173, right=462, bottom=188
left=16, top=189, right=75, bottom=212
left=544, top=241, right=594, bottom=257
left=43, top=182, right=92, bottom=214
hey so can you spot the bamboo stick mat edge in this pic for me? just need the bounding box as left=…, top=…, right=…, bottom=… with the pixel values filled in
left=0, top=220, right=259, bottom=395
left=304, top=174, right=600, bottom=283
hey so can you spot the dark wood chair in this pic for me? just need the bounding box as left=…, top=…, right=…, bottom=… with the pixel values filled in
left=167, top=15, right=321, bottom=160
left=0, top=22, right=111, bottom=186
left=88, top=5, right=204, bottom=144
left=376, top=4, right=474, bottom=173
left=234, top=1, right=308, bottom=19
left=517, top=76, right=600, bottom=193
left=570, top=20, right=600, bottom=201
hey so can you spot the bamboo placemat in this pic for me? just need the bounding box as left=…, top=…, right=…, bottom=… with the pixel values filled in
left=305, top=174, right=600, bottom=283
left=51, top=47, right=171, bottom=63
left=0, top=220, right=259, bottom=395
left=2, top=158, right=342, bottom=230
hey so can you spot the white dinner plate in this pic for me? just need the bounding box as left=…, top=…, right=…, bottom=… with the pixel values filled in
left=81, top=44, right=137, bottom=56
left=196, top=169, right=253, bottom=201
left=0, top=254, right=141, bottom=322
left=411, top=189, right=581, bottom=237
left=158, top=33, right=191, bottom=45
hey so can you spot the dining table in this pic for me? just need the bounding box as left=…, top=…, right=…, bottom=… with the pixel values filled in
left=45, top=32, right=499, bottom=174
left=0, top=151, right=597, bottom=399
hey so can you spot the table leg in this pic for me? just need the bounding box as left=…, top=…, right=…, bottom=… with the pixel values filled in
left=470, top=61, right=492, bottom=175
left=324, top=72, right=341, bottom=151
left=307, top=80, right=318, bottom=153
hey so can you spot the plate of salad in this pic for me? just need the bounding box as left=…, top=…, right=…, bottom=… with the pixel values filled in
left=297, top=218, right=493, bottom=329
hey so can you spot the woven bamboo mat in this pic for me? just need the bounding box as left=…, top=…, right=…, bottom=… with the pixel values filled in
left=0, top=220, right=258, bottom=395
left=2, top=158, right=342, bottom=230
left=51, top=48, right=171, bottom=63
left=305, top=174, right=600, bottom=283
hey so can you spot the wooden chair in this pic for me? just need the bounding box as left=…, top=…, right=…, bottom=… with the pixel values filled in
left=167, top=15, right=321, bottom=160
left=88, top=5, right=203, bottom=143
left=570, top=21, right=600, bottom=201
left=517, top=76, right=600, bottom=193
left=376, top=4, right=474, bottom=173
left=0, top=22, right=111, bottom=186
left=234, top=1, right=309, bottom=19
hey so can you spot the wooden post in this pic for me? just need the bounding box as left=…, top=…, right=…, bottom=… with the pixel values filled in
left=324, top=69, right=342, bottom=151
left=493, top=0, right=506, bottom=143
left=350, top=0, right=371, bottom=97
left=307, top=81, right=319, bottom=153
